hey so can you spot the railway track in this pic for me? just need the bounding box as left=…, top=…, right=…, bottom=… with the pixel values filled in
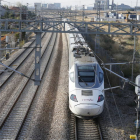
left=0, top=32, right=49, bottom=87
left=0, top=32, right=52, bottom=119
left=0, top=33, right=41, bottom=75
left=70, top=114, right=103, bottom=140
left=0, top=32, right=58, bottom=139
left=0, top=25, right=46, bottom=74
left=18, top=33, right=61, bottom=139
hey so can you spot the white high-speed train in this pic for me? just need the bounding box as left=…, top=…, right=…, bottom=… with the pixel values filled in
left=66, top=24, right=105, bottom=119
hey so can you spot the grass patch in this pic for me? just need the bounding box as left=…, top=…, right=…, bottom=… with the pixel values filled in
left=122, top=67, right=132, bottom=78
left=19, top=40, right=25, bottom=47
left=125, top=40, right=134, bottom=46
left=127, top=101, right=136, bottom=107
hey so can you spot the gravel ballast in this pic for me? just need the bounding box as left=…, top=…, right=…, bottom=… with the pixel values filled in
left=22, top=33, right=70, bottom=139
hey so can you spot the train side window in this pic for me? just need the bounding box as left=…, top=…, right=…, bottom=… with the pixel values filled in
left=70, top=72, right=74, bottom=82
left=99, top=72, right=103, bottom=83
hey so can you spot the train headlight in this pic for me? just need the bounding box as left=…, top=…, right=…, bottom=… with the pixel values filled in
left=97, top=95, right=104, bottom=102
left=70, top=94, right=78, bottom=102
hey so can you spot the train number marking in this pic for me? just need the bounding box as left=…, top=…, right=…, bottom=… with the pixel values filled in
left=82, top=99, right=93, bottom=101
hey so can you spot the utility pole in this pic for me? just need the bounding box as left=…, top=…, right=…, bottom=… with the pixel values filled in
left=75, top=6, right=77, bottom=22
left=97, top=1, right=100, bottom=22
left=132, top=0, right=138, bottom=81
left=35, top=4, right=37, bottom=20
left=135, top=96, right=140, bottom=140
left=132, top=35, right=136, bottom=81
left=20, top=6, right=22, bottom=41
left=70, top=10, right=71, bottom=21
left=0, top=0, right=1, bottom=60
left=35, top=32, right=41, bottom=85
left=82, top=5, right=85, bottom=21
left=111, top=0, right=114, bottom=11
left=26, top=3, right=28, bottom=20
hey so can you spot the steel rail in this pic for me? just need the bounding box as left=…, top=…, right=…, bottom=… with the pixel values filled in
left=0, top=32, right=54, bottom=129
left=72, top=117, right=102, bottom=140
left=16, top=33, right=58, bottom=139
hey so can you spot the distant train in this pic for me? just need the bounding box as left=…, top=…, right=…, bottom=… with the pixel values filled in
left=66, top=24, right=105, bottom=119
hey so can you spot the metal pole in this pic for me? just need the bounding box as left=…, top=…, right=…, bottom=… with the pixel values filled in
left=35, top=32, right=41, bottom=85
left=75, top=6, right=76, bottom=22
left=95, top=1, right=100, bottom=54
left=136, top=96, right=140, bottom=140
left=70, top=10, right=71, bottom=21
left=35, top=5, right=37, bottom=20
left=97, top=1, right=100, bottom=22
left=26, top=3, right=28, bottom=20
left=102, top=62, right=140, bottom=66
left=83, top=5, right=85, bottom=21
left=20, top=6, right=22, bottom=41
left=0, top=0, right=1, bottom=61
left=132, top=35, right=136, bottom=81
left=61, top=11, right=62, bottom=21
left=132, top=0, right=138, bottom=81
left=102, top=66, right=140, bottom=88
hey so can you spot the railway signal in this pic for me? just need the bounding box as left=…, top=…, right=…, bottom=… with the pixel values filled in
left=130, top=135, right=136, bottom=139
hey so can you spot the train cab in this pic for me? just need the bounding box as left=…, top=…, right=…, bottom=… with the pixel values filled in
left=69, top=62, right=104, bottom=118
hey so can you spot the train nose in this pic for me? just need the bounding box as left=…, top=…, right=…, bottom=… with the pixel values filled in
left=74, top=104, right=101, bottom=116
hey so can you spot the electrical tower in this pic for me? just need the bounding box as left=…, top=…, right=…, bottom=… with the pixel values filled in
left=0, top=0, right=1, bottom=60
left=82, top=5, right=85, bottom=21
left=95, top=1, right=101, bottom=54
left=97, top=1, right=100, bottom=22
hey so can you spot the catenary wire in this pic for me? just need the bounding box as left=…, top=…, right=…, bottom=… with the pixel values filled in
left=93, top=50, right=124, bottom=137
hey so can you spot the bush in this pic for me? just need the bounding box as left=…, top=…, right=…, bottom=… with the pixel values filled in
left=19, top=40, right=25, bottom=47
left=122, top=67, right=132, bottom=78
left=15, top=33, right=20, bottom=41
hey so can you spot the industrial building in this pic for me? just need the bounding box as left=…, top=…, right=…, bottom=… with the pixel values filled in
left=54, top=3, right=61, bottom=9
left=44, top=3, right=61, bottom=9
left=94, top=0, right=109, bottom=10
left=42, top=4, right=48, bottom=9
left=34, top=3, right=41, bottom=11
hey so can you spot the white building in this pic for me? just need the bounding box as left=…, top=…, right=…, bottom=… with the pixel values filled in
left=42, top=4, right=48, bottom=9
left=47, top=3, right=61, bottom=9
left=94, top=0, right=109, bottom=10
left=54, top=3, right=61, bottom=9
left=48, top=4, right=55, bottom=9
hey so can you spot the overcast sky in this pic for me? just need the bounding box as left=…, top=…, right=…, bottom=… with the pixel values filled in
left=1, top=0, right=140, bottom=8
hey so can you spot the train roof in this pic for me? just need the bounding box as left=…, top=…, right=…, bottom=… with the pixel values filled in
left=74, top=54, right=97, bottom=65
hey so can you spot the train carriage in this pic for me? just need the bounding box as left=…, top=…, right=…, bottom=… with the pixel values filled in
left=67, top=24, right=105, bottom=119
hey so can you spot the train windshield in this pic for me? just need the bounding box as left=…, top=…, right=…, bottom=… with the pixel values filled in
left=78, top=66, right=95, bottom=84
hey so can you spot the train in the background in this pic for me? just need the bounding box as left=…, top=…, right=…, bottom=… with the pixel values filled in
left=66, top=24, right=105, bottom=119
